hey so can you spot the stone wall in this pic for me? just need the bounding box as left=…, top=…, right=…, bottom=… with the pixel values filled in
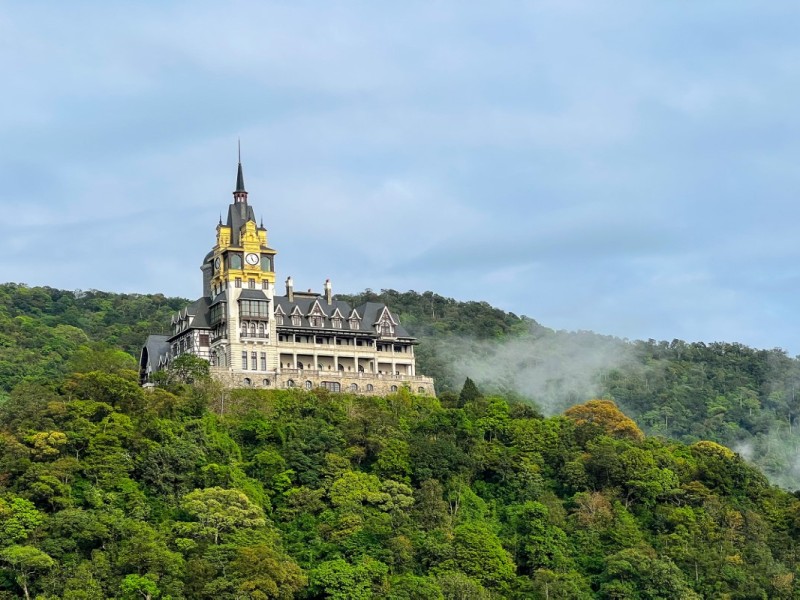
left=209, top=367, right=435, bottom=396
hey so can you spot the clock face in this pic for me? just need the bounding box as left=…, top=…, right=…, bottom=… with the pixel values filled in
left=214, top=257, right=221, bottom=271
left=245, top=253, right=260, bottom=266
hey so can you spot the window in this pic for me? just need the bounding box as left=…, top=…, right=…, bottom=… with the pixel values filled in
left=263, top=378, right=270, bottom=386
left=350, top=383, right=358, bottom=392
left=258, top=323, right=265, bottom=337
left=239, top=300, right=270, bottom=318
left=241, top=351, right=248, bottom=370
left=241, top=323, right=248, bottom=337
left=390, top=385, right=398, bottom=392
left=305, top=380, right=313, bottom=390
left=276, top=314, right=284, bottom=325
left=310, top=316, right=322, bottom=327
left=261, top=256, right=272, bottom=272
left=243, top=378, right=251, bottom=386
left=379, top=320, right=394, bottom=336
left=366, top=384, right=374, bottom=392
left=349, top=318, right=360, bottom=330
left=418, top=387, right=425, bottom=394
left=199, top=334, right=209, bottom=346
left=260, top=353, right=266, bottom=371
left=322, top=381, right=341, bottom=392
left=297, top=361, right=304, bottom=370
left=235, top=278, right=242, bottom=288
left=287, top=379, right=295, bottom=388
left=262, top=280, right=269, bottom=289
left=331, top=317, right=342, bottom=329
left=210, top=303, right=226, bottom=325
left=230, top=254, right=242, bottom=269
left=251, top=352, right=257, bottom=370
left=248, top=278, right=255, bottom=289
left=291, top=315, right=301, bottom=326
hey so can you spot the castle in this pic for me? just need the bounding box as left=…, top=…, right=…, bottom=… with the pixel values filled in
left=139, top=158, right=435, bottom=396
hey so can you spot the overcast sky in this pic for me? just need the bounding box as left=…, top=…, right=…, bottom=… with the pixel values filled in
left=2, top=2, right=800, bottom=353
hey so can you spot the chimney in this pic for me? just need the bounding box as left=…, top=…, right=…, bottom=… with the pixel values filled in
left=325, top=278, right=332, bottom=304
left=286, top=276, right=294, bottom=302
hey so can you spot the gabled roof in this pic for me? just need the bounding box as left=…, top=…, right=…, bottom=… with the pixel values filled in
left=306, top=299, right=328, bottom=317
left=272, top=295, right=412, bottom=337
left=140, top=334, right=170, bottom=375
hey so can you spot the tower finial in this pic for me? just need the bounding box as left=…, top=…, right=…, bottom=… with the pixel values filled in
left=233, top=141, right=247, bottom=202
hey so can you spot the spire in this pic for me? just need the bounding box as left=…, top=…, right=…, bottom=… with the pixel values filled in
left=233, top=139, right=248, bottom=203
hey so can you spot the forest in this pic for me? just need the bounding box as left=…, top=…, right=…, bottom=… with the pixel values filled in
left=1, top=283, right=800, bottom=597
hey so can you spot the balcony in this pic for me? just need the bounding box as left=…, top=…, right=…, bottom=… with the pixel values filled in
left=277, top=368, right=427, bottom=381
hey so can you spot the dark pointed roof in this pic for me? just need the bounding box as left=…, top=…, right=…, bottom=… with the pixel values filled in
left=236, top=161, right=246, bottom=192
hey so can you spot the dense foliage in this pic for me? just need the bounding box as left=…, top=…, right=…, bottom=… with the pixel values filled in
left=1, top=354, right=799, bottom=599
left=4, top=283, right=800, bottom=488
left=0, top=284, right=184, bottom=393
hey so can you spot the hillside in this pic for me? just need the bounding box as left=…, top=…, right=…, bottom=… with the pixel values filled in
left=0, top=358, right=798, bottom=598
left=2, top=283, right=800, bottom=489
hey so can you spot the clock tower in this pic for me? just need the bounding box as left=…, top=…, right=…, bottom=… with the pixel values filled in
left=203, top=158, right=278, bottom=372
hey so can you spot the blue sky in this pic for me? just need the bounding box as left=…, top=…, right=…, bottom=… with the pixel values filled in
left=3, top=1, right=800, bottom=353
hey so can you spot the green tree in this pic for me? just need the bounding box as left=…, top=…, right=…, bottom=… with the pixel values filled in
left=232, top=544, right=307, bottom=599
left=0, top=545, right=55, bottom=600
left=181, top=487, right=266, bottom=544
left=119, top=573, right=161, bottom=600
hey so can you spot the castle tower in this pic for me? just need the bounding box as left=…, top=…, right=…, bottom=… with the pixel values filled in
left=205, top=155, right=278, bottom=373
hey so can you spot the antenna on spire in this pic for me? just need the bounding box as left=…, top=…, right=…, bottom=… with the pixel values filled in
left=234, top=140, right=247, bottom=200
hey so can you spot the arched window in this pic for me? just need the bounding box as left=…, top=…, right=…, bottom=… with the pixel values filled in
left=418, top=387, right=425, bottom=394
left=287, top=379, right=295, bottom=388
left=243, top=378, right=252, bottom=386
left=263, top=379, right=270, bottom=386
left=241, top=323, right=248, bottom=337
left=305, top=380, right=313, bottom=390
left=366, top=384, right=374, bottom=392
left=250, top=323, right=256, bottom=336
left=390, top=385, right=398, bottom=392
left=297, top=361, right=304, bottom=370
left=350, top=383, right=358, bottom=392
left=258, top=322, right=265, bottom=337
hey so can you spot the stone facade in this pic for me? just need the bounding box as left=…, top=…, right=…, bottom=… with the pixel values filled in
left=140, top=159, right=435, bottom=396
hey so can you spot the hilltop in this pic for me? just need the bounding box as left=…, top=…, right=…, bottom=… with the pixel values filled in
left=2, top=282, right=800, bottom=489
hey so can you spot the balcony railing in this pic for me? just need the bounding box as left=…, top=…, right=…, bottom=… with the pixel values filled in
left=277, top=369, right=427, bottom=381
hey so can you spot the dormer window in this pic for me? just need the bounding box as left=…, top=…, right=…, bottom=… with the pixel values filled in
left=331, top=317, right=342, bottom=329
left=291, top=314, right=301, bottom=326
left=379, top=321, right=394, bottom=336
left=349, top=318, right=360, bottom=330
left=310, top=316, right=323, bottom=327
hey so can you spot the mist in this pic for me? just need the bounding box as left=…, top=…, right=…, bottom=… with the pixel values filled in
left=437, top=327, right=635, bottom=415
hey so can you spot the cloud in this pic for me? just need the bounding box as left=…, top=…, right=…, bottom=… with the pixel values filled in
left=2, top=1, right=800, bottom=353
